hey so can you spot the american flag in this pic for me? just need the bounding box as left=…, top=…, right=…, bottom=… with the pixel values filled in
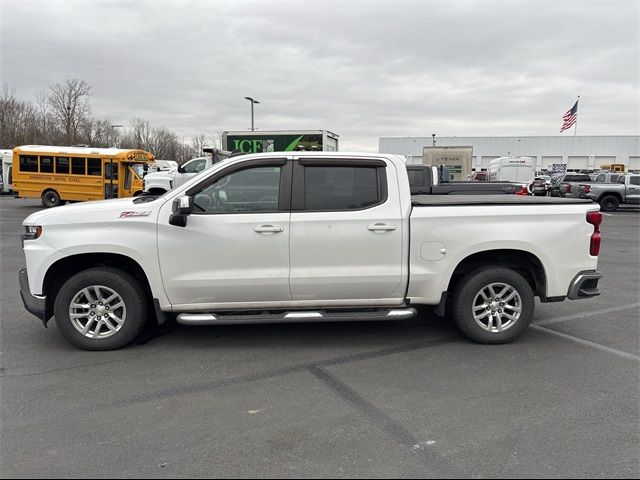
left=561, top=100, right=578, bottom=132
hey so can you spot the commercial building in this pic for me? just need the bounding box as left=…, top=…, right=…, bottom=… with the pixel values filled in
left=379, top=135, right=640, bottom=172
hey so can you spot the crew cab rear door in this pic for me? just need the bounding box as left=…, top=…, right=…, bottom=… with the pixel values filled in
left=289, top=157, right=405, bottom=303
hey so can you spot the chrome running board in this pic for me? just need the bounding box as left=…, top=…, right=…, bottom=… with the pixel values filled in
left=176, top=308, right=417, bottom=326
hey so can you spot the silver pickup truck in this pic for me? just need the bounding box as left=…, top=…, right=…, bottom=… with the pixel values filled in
left=579, top=174, right=640, bottom=211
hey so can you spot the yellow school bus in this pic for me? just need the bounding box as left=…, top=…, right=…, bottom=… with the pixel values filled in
left=12, top=145, right=155, bottom=207
left=599, top=163, right=625, bottom=173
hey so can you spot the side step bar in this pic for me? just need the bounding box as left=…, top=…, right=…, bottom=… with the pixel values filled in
left=176, top=308, right=417, bottom=326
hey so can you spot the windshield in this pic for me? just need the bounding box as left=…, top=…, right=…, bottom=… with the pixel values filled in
left=130, top=162, right=151, bottom=178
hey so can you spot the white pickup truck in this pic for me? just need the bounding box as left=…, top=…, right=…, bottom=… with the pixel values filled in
left=20, top=152, right=604, bottom=350
left=143, top=150, right=230, bottom=195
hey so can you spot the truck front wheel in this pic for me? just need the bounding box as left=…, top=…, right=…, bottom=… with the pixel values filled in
left=53, top=267, right=148, bottom=350
left=451, top=267, right=534, bottom=344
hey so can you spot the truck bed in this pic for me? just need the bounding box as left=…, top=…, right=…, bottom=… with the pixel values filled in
left=411, top=194, right=593, bottom=206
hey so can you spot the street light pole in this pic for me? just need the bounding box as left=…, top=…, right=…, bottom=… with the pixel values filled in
left=244, top=96, right=260, bottom=131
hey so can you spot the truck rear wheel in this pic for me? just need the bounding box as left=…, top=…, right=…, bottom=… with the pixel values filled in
left=53, top=267, right=148, bottom=350
left=451, top=267, right=534, bottom=344
left=41, top=190, right=62, bottom=208
left=599, top=195, right=620, bottom=212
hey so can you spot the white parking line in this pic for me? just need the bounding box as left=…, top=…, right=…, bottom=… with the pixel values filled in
left=531, top=325, right=640, bottom=362
left=537, top=302, right=640, bottom=326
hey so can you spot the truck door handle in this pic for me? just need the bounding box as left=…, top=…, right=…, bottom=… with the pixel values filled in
left=254, top=225, right=284, bottom=234
left=367, top=223, right=397, bottom=232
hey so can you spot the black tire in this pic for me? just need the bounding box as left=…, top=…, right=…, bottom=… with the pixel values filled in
left=54, top=267, right=148, bottom=350
left=599, top=195, right=620, bottom=212
left=41, top=190, right=62, bottom=208
left=451, top=266, right=534, bottom=344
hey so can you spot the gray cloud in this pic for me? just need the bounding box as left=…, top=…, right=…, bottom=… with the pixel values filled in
left=2, top=0, right=638, bottom=151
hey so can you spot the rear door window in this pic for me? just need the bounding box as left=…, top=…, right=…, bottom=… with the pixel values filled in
left=303, top=166, right=383, bottom=211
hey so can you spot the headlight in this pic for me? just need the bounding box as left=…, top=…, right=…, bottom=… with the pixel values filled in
left=24, top=225, right=43, bottom=240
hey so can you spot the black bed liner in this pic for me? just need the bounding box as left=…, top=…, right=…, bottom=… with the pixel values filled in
left=411, top=194, right=594, bottom=207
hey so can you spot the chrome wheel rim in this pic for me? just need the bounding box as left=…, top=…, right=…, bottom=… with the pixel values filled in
left=69, top=286, right=126, bottom=339
left=472, top=282, right=522, bottom=333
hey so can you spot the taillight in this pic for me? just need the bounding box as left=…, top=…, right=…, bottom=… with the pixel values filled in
left=586, top=211, right=603, bottom=256
left=516, top=186, right=528, bottom=195
left=564, top=184, right=572, bottom=193
left=581, top=184, right=591, bottom=194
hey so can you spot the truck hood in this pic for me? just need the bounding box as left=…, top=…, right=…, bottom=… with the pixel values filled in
left=22, top=197, right=162, bottom=226
left=145, top=171, right=176, bottom=181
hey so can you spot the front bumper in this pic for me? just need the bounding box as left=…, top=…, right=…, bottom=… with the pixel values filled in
left=567, top=270, right=603, bottom=300
left=19, top=267, right=48, bottom=323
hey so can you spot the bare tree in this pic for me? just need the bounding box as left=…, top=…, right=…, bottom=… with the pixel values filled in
left=48, top=79, right=91, bottom=145
left=34, top=90, right=51, bottom=144
left=210, top=131, right=224, bottom=150
left=122, top=118, right=182, bottom=159
left=80, top=117, right=114, bottom=148
left=0, top=80, right=217, bottom=158
left=191, top=134, right=208, bottom=157
left=0, top=82, right=37, bottom=148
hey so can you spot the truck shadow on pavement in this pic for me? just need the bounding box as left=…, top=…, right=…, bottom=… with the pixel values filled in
left=135, top=309, right=463, bottom=349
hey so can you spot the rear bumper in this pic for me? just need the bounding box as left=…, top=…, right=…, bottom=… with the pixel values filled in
left=19, top=267, right=47, bottom=322
left=567, top=270, right=603, bottom=300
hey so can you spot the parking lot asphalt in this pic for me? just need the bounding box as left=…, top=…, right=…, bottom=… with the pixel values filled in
left=1, top=196, right=638, bottom=479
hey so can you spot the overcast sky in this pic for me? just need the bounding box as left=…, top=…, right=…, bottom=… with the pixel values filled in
left=2, top=0, right=638, bottom=151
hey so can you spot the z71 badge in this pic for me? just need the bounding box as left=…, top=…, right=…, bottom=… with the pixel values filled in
left=119, top=211, right=152, bottom=218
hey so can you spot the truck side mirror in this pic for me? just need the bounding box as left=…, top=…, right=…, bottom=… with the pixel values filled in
left=169, top=195, right=192, bottom=227
left=177, top=165, right=185, bottom=174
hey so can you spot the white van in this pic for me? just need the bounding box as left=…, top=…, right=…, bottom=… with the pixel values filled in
left=1, top=149, right=13, bottom=194
left=486, top=156, right=536, bottom=184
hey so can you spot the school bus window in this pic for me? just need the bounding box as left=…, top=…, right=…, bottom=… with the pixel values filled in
left=19, top=155, right=38, bottom=172
left=87, top=158, right=102, bottom=176
left=71, top=157, right=86, bottom=175
left=40, top=156, right=54, bottom=173
left=55, top=157, right=70, bottom=174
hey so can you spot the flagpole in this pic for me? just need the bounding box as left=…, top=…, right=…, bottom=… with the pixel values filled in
left=574, top=95, right=580, bottom=136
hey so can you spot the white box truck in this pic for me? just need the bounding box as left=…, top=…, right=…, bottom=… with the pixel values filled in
left=222, top=130, right=339, bottom=154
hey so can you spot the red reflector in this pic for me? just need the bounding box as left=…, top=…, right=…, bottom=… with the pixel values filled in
left=586, top=211, right=603, bottom=227
left=587, top=211, right=603, bottom=256
left=590, top=232, right=601, bottom=256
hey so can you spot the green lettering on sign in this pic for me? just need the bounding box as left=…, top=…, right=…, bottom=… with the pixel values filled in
left=284, top=135, right=305, bottom=152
